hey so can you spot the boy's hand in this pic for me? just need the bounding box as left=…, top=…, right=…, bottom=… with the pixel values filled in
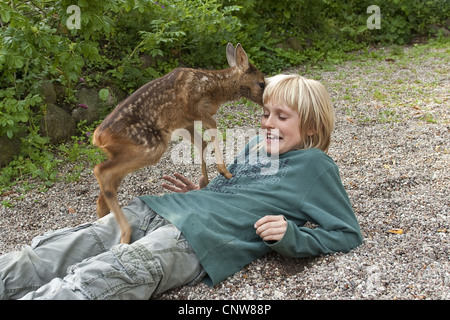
left=161, top=173, right=206, bottom=193
left=254, top=215, right=287, bottom=242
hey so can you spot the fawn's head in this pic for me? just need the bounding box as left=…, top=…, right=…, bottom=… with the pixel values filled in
left=226, top=43, right=265, bottom=106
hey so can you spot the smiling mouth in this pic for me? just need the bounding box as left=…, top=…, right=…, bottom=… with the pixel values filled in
left=266, top=132, right=282, bottom=142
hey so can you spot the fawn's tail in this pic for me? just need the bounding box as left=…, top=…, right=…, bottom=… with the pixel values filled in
left=92, top=127, right=103, bottom=148
left=92, top=127, right=114, bottom=156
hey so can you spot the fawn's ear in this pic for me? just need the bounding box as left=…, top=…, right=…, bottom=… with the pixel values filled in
left=226, top=43, right=236, bottom=68
left=235, top=43, right=249, bottom=70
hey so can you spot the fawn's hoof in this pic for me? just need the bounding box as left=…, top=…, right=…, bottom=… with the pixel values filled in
left=217, top=164, right=233, bottom=179
left=120, top=232, right=131, bottom=244
left=222, top=172, right=233, bottom=179
left=120, top=237, right=130, bottom=244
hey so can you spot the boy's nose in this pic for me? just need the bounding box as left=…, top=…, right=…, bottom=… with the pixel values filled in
left=264, top=115, right=276, bottom=129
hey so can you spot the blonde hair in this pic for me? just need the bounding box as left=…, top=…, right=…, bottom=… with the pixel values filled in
left=263, top=74, right=335, bottom=152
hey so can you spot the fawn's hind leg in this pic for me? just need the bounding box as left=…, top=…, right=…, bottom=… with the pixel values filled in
left=94, top=143, right=168, bottom=244
left=96, top=176, right=124, bottom=218
left=94, top=158, right=134, bottom=244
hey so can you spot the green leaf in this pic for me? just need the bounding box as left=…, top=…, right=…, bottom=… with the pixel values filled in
left=146, top=67, right=160, bottom=79
left=99, top=88, right=109, bottom=101
left=19, top=114, right=28, bottom=122
left=0, top=10, right=10, bottom=23
left=14, top=57, right=24, bottom=69
left=78, top=0, right=89, bottom=7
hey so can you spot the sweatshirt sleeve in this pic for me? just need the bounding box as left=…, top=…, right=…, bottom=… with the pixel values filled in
left=266, top=165, right=363, bottom=257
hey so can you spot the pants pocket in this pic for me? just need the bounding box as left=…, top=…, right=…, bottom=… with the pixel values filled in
left=65, top=243, right=163, bottom=300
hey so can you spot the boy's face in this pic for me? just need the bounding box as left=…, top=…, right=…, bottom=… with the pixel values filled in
left=261, top=101, right=303, bottom=155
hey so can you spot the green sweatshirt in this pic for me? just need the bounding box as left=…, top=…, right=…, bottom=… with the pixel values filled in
left=140, top=137, right=362, bottom=286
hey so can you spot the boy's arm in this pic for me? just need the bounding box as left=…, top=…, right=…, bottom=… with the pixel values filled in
left=264, top=165, right=363, bottom=258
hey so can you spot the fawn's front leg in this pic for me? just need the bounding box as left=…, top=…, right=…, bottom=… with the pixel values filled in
left=183, top=124, right=210, bottom=185
left=202, top=116, right=233, bottom=179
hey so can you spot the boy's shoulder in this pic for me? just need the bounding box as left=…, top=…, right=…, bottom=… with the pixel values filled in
left=285, top=148, right=337, bottom=174
left=286, top=147, right=333, bottom=162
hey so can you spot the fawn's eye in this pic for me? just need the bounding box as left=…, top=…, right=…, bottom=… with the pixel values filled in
left=258, top=82, right=265, bottom=89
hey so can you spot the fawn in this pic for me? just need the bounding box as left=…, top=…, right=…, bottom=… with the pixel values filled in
left=92, top=43, right=265, bottom=243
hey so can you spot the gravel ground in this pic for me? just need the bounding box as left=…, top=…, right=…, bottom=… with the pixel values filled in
left=0, top=43, right=448, bottom=300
